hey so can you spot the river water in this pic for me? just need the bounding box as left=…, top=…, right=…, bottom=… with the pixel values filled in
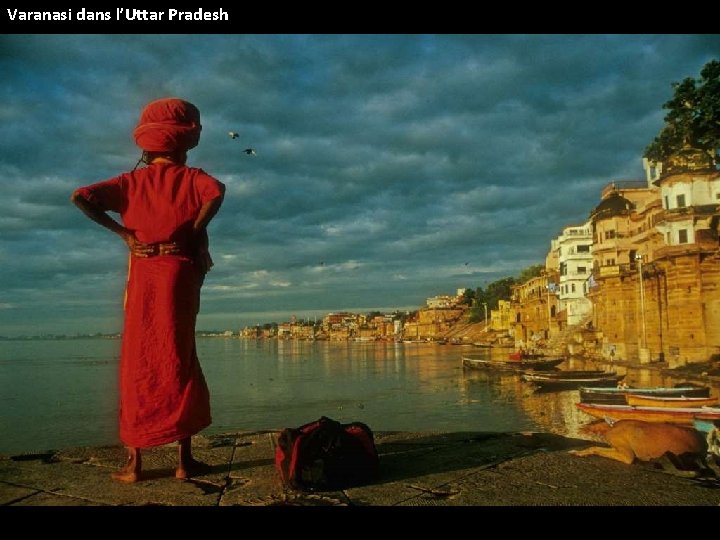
left=0, top=338, right=705, bottom=455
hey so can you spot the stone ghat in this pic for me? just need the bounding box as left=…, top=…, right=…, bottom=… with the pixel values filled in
left=2, top=430, right=719, bottom=506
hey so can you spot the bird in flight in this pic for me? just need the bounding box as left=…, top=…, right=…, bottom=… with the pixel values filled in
left=229, top=132, right=256, bottom=155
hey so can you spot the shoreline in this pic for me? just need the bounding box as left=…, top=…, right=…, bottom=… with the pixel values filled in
left=2, top=429, right=719, bottom=506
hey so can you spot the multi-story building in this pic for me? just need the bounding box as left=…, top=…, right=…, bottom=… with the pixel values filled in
left=402, top=307, right=464, bottom=340
left=510, top=273, right=559, bottom=346
left=323, top=312, right=356, bottom=332
left=490, top=300, right=512, bottom=332
left=589, top=148, right=719, bottom=366
left=555, top=221, right=594, bottom=326
left=644, top=145, right=720, bottom=366
left=587, top=173, right=662, bottom=362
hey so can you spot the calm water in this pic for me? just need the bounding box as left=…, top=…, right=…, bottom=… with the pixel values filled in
left=0, top=338, right=696, bottom=455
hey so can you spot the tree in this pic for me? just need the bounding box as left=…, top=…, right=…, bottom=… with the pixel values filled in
left=460, top=288, right=476, bottom=306
left=518, top=264, right=544, bottom=283
left=645, top=59, right=720, bottom=164
left=468, top=277, right=517, bottom=322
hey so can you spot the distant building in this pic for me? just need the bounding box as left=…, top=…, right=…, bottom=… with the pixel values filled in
left=490, top=300, right=512, bottom=332
left=555, top=221, right=594, bottom=326
left=403, top=307, right=463, bottom=340
left=510, top=273, right=559, bottom=345
left=426, top=295, right=456, bottom=309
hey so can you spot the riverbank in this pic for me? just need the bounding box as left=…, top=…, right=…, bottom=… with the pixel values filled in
left=2, top=429, right=718, bottom=506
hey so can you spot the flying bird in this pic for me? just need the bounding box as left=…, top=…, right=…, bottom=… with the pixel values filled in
left=229, top=131, right=256, bottom=155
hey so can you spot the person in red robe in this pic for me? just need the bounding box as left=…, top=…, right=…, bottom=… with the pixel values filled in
left=71, top=98, right=225, bottom=483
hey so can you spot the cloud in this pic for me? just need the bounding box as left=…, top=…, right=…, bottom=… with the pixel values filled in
left=1, top=34, right=718, bottom=335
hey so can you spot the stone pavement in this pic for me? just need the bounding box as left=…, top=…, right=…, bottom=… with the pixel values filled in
left=1, top=430, right=719, bottom=506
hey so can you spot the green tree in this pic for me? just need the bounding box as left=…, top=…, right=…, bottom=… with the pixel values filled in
left=517, top=264, right=544, bottom=283
left=645, top=59, right=720, bottom=163
left=468, top=277, right=517, bottom=322
left=460, top=288, right=476, bottom=306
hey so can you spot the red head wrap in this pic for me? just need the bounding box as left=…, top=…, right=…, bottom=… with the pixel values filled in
left=133, top=98, right=202, bottom=152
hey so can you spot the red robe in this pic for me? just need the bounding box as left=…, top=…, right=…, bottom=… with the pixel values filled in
left=76, top=163, right=224, bottom=448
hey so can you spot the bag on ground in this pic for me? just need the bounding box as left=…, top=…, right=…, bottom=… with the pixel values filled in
left=274, top=416, right=380, bottom=490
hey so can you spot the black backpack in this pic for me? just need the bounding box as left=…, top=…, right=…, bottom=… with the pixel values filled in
left=274, top=416, right=380, bottom=491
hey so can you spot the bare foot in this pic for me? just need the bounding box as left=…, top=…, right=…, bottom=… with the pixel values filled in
left=111, top=447, right=141, bottom=483
left=111, top=469, right=140, bottom=483
left=176, top=458, right=211, bottom=480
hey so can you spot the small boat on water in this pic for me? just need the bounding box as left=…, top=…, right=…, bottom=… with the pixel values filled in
left=576, top=402, right=720, bottom=425
left=508, top=350, right=549, bottom=361
left=579, top=385, right=710, bottom=405
left=625, top=394, right=718, bottom=408
left=461, top=355, right=564, bottom=372
left=529, top=369, right=611, bottom=378
left=522, top=371, right=623, bottom=390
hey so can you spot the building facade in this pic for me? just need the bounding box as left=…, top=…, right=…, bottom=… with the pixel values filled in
left=555, top=221, right=594, bottom=326
left=589, top=149, right=720, bottom=366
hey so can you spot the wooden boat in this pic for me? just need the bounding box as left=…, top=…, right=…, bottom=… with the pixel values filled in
left=579, top=385, right=710, bottom=405
left=522, top=371, right=623, bottom=390
left=462, top=355, right=564, bottom=372
left=626, top=394, right=718, bottom=408
left=508, top=350, right=546, bottom=360
left=576, top=402, right=720, bottom=426
left=528, top=369, right=610, bottom=378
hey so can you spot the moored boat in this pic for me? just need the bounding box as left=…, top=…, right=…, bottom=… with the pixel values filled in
left=509, top=351, right=537, bottom=360
left=523, top=371, right=623, bottom=390
left=579, top=385, right=710, bottom=405
left=626, top=394, right=718, bottom=408
left=461, top=355, right=564, bottom=372
left=576, top=402, right=720, bottom=425
left=528, top=369, right=611, bottom=378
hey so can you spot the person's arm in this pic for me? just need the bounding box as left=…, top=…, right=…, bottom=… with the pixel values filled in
left=192, top=190, right=225, bottom=234
left=192, top=190, right=225, bottom=274
left=70, top=190, right=156, bottom=258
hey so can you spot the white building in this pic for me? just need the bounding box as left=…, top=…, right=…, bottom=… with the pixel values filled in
left=554, top=220, right=594, bottom=326
left=653, top=171, right=720, bottom=247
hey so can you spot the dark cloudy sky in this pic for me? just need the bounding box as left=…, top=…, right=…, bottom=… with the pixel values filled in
left=0, top=34, right=718, bottom=336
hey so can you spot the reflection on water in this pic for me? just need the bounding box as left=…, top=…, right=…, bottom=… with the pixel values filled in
left=1, top=338, right=718, bottom=454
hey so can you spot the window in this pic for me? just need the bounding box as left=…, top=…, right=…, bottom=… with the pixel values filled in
left=571, top=284, right=576, bottom=293
left=606, top=230, right=616, bottom=240
left=666, top=232, right=671, bottom=244
left=577, top=245, right=590, bottom=253
left=678, top=229, right=688, bottom=244
left=716, top=193, right=720, bottom=200
left=676, top=194, right=686, bottom=208
left=664, top=196, right=669, bottom=209
left=577, top=266, right=586, bottom=274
